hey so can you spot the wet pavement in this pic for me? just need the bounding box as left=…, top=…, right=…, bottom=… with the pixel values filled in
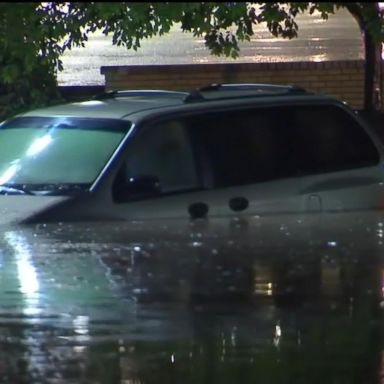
left=58, top=9, right=363, bottom=86
left=0, top=212, right=383, bottom=383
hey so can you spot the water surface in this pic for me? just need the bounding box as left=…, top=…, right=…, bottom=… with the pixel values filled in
left=0, top=212, right=382, bottom=383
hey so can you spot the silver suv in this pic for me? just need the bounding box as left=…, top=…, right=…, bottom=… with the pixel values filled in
left=0, top=83, right=382, bottom=224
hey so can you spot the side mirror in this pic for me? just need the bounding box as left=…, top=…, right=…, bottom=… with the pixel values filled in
left=126, top=175, right=161, bottom=196
left=113, top=174, right=162, bottom=202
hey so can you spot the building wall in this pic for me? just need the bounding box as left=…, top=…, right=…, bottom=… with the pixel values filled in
left=101, top=60, right=368, bottom=110
left=58, top=85, right=105, bottom=101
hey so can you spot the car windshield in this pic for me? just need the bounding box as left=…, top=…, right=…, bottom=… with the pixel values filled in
left=0, top=116, right=130, bottom=195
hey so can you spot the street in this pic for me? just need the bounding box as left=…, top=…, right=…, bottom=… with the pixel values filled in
left=58, top=9, right=363, bottom=86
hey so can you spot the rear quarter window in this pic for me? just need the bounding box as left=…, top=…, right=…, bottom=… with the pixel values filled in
left=290, top=105, right=380, bottom=174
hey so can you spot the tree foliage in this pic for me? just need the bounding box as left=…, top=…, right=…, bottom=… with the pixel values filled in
left=0, top=2, right=383, bottom=118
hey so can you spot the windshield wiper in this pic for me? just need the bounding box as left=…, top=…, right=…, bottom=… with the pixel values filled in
left=28, top=183, right=90, bottom=195
left=0, top=183, right=90, bottom=196
left=0, top=185, right=35, bottom=195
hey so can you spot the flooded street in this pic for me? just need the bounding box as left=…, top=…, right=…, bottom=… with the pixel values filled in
left=0, top=213, right=383, bottom=383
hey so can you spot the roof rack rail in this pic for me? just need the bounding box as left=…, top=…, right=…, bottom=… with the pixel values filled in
left=184, top=83, right=309, bottom=103
left=199, top=83, right=307, bottom=92
left=94, top=89, right=189, bottom=100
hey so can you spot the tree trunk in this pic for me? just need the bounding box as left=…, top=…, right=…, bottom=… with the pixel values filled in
left=364, top=31, right=377, bottom=113
left=346, top=2, right=382, bottom=113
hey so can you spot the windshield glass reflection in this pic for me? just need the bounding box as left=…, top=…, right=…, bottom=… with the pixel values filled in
left=0, top=117, right=130, bottom=193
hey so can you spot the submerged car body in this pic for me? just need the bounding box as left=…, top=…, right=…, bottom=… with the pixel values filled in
left=0, top=83, right=383, bottom=224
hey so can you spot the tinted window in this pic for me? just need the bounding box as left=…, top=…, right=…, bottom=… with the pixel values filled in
left=188, top=104, right=380, bottom=188
left=290, top=106, right=379, bottom=174
left=190, top=109, right=286, bottom=187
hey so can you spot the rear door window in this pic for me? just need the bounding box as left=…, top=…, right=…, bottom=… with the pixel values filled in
left=189, top=108, right=290, bottom=187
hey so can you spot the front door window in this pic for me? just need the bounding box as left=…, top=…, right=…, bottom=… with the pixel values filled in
left=113, top=120, right=199, bottom=202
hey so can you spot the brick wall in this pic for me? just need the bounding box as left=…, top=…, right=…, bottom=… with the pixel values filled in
left=101, top=60, right=367, bottom=110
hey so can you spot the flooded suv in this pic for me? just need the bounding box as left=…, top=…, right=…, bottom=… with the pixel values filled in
left=0, top=83, right=382, bottom=224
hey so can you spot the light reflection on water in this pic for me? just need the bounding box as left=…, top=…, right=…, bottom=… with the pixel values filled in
left=4, top=232, right=40, bottom=319
left=0, top=212, right=382, bottom=383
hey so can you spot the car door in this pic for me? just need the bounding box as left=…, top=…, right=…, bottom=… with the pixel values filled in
left=108, top=106, right=308, bottom=220
left=184, top=106, right=308, bottom=217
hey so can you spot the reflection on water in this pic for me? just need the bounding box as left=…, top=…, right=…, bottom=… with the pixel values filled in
left=0, top=212, right=383, bottom=383
left=4, top=232, right=41, bottom=318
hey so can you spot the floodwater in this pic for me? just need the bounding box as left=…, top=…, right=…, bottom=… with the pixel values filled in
left=0, top=212, right=383, bottom=383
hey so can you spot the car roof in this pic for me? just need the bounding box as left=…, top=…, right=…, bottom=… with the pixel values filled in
left=20, top=83, right=343, bottom=121
left=22, top=91, right=188, bottom=120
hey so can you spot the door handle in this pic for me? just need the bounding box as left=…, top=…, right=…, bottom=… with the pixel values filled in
left=188, top=202, right=209, bottom=219
left=229, top=197, right=249, bottom=212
